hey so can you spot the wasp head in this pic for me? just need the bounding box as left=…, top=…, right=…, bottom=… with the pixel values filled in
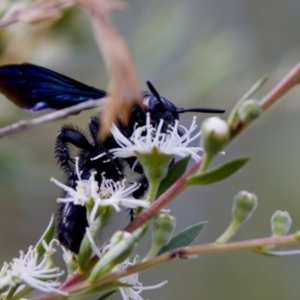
left=143, top=81, right=179, bottom=132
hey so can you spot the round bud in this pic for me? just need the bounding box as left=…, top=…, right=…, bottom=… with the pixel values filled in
left=232, top=191, right=258, bottom=223
left=143, top=214, right=176, bottom=260
left=201, top=117, right=230, bottom=156
left=271, top=210, right=292, bottom=236
left=237, top=100, right=262, bottom=122
left=153, top=214, right=176, bottom=248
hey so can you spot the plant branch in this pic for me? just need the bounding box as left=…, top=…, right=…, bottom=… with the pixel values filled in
left=31, top=233, right=300, bottom=300
left=0, top=0, right=72, bottom=28
left=231, top=61, right=300, bottom=139
left=0, top=98, right=106, bottom=139
left=96, top=233, right=299, bottom=286
left=260, top=62, right=300, bottom=111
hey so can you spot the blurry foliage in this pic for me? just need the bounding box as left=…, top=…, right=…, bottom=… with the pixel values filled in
left=50, top=7, right=85, bottom=44
left=0, top=151, right=15, bottom=183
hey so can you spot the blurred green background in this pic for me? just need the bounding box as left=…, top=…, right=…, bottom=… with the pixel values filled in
left=1, top=0, right=300, bottom=299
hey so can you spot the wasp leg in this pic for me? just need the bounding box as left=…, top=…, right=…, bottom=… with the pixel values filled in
left=55, top=125, right=93, bottom=253
left=55, top=125, right=93, bottom=175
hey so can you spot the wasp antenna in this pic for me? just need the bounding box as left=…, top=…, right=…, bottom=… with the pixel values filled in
left=146, top=81, right=164, bottom=106
left=177, top=107, right=225, bottom=114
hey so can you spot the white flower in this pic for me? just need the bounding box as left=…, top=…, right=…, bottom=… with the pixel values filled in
left=0, top=241, right=66, bottom=296
left=51, top=157, right=98, bottom=206
left=92, top=113, right=203, bottom=162
left=51, top=158, right=150, bottom=224
left=113, top=257, right=167, bottom=300
left=89, top=177, right=150, bottom=223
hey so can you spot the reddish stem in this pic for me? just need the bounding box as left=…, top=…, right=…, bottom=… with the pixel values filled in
left=59, top=270, right=82, bottom=289
left=260, top=62, right=300, bottom=111
left=31, top=233, right=299, bottom=300
left=124, top=158, right=202, bottom=233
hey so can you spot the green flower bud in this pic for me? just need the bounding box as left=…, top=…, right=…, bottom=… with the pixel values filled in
left=153, top=214, right=176, bottom=247
left=271, top=210, right=292, bottom=236
left=89, top=232, right=136, bottom=283
left=237, top=99, right=262, bottom=122
left=143, top=214, right=176, bottom=260
left=216, top=191, right=257, bottom=243
left=201, top=117, right=230, bottom=156
left=232, top=191, right=257, bottom=223
left=88, top=225, right=147, bottom=283
left=110, top=231, right=133, bottom=247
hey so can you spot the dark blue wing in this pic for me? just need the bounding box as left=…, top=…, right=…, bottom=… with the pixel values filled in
left=0, top=63, right=106, bottom=112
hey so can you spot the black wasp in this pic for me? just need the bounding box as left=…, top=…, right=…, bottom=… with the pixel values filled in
left=0, top=63, right=225, bottom=253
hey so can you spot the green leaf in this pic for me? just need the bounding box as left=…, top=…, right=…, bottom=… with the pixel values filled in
left=157, top=156, right=191, bottom=197
left=187, top=157, right=250, bottom=185
left=35, top=214, right=55, bottom=259
left=157, top=222, right=206, bottom=255
left=96, top=290, right=117, bottom=300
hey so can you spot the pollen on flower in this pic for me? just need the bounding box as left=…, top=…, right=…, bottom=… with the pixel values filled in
left=113, top=257, right=167, bottom=300
left=92, top=113, right=203, bottom=161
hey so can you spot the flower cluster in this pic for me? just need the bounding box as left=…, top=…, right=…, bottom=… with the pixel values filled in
left=0, top=240, right=65, bottom=297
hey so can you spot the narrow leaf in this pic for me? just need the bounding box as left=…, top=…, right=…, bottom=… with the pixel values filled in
left=96, top=290, right=117, bottom=300
left=35, top=214, right=55, bottom=258
left=158, top=222, right=206, bottom=255
left=157, top=156, right=191, bottom=197
left=254, top=249, right=300, bottom=257
left=187, top=157, right=250, bottom=185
